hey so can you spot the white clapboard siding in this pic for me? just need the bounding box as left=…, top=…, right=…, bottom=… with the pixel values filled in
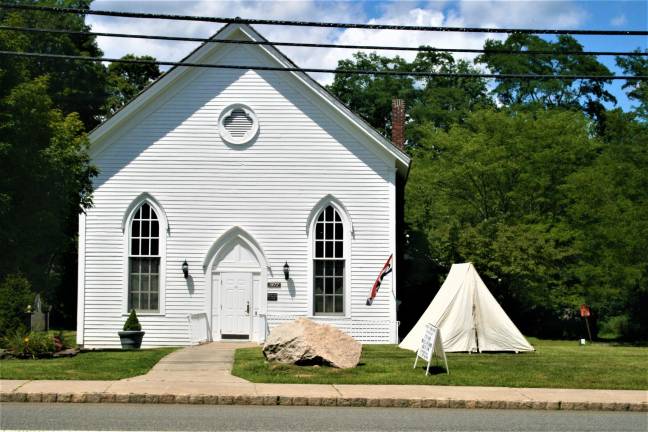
left=80, top=35, right=400, bottom=348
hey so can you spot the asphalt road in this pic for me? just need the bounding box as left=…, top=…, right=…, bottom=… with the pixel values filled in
left=1, top=403, right=646, bottom=431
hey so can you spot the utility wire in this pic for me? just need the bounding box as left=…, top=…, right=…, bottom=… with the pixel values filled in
left=1, top=50, right=644, bottom=81
left=2, top=25, right=646, bottom=57
left=1, top=3, right=647, bottom=36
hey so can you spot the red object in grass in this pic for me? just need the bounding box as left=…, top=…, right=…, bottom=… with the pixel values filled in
left=580, top=304, right=591, bottom=318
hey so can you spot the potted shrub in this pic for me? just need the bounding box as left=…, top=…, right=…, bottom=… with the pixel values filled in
left=118, top=309, right=145, bottom=349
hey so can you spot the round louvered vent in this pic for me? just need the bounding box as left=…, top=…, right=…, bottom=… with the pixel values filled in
left=218, top=104, right=259, bottom=145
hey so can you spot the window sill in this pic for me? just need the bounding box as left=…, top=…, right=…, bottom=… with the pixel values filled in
left=309, top=314, right=349, bottom=320
left=121, top=312, right=165, bottom=317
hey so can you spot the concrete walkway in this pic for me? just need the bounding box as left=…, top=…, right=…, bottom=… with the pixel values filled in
left=1, top=342, right=646, bottom=412
left=124, top=342, right=257, bottom=385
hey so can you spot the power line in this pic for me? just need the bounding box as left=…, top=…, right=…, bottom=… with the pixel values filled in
left=1, top=3, right=647, bottom=36
left=1, top=50, right=644, bottom=81
left=2, top=25, right=646, bottom=57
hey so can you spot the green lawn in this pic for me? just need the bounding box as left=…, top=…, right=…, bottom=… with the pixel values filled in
left=0, top=348, right=176, bottom=380
left=232, top=338, right=648, bottom=390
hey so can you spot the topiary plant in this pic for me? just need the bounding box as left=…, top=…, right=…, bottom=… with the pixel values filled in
left=123, top=309, right=142, bottom=331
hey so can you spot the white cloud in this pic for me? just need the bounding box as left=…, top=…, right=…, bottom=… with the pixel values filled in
left=88, top=0, right=589, bottom=85
left=446, top=0, right=587, bottom=29
left=89, top=0, right=361, bottom=82
left=610, top=14, right=627, bottom=27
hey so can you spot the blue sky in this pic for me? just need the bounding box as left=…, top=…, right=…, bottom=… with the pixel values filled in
left=89, top=1, right=647, bottom=111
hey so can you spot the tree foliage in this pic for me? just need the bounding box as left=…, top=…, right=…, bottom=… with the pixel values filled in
left=0, top=274, right=33, bottom=339
left=562, top=110, right=648, bottom=339
left=328, top=51, right=491, bottom=139
left=328, top=52, right=415, bottom=136
left=616, top=50, right=648, bottom=120
left=0, top=75, right=96, bottom=321
left=404, top=109, right=601, bottom=336
left=477, top=34, right=615, bottom=122
left=0, top=1, right=161, bottom=327
left=0, top=0, right=108, bottom=128
left=103, top=54, right=162, bottom=116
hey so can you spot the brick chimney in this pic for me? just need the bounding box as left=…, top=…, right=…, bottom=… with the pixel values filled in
left=391, top=98, right=405, bottom=150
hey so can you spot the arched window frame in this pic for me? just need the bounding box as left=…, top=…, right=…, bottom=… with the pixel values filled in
left=122, top=193, right=168, bottom=316
left=307, top=197, right=352, bottom=318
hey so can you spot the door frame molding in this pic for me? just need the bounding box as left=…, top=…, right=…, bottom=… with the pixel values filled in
left=204, top=226, right=269, bottom=342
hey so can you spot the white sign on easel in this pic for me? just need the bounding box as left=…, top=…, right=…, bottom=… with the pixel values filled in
left=413, top=323, right=449, bottom=375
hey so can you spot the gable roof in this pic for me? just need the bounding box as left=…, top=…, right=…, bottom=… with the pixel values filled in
left=89, top=23, right=411, bottom=175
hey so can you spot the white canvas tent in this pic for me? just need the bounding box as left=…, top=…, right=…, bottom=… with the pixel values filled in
left=400, top=263, right=534, bottom=353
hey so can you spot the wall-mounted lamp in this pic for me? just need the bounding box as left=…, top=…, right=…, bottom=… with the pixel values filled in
left=283, top=261, right=290, bottom=280
left=182, top=260, right=189, bottom=278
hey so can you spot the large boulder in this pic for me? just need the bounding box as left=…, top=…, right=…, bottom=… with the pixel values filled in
left=263, top=318, right=361, bottom=369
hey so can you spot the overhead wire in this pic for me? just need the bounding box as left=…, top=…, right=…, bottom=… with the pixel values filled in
left=1, top=3, right=647, bottom=36
left=1, top=25, right=646, bottom=57
left=1, top=50, right=645, bottom=81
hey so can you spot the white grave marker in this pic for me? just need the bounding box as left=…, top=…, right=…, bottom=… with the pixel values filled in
left=413, top=323, right=449, bottom=375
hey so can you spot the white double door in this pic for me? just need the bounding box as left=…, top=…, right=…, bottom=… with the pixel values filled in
left=219, top=272, right=253, bottom=337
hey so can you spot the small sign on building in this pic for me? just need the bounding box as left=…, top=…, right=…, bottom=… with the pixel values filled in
left=267, top=282, right=282, bottom=289
left=267, top=292, right=278, bottom=301
left=413, top=323, right=449, bottom=375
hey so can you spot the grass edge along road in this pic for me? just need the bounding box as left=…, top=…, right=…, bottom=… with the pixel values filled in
left=0, top=347, right=176, bottom=380
left=232, top=338, right=648, bottom=390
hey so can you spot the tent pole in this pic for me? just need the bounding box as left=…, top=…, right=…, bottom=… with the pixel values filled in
left=473, top=299, right=480, bottom=353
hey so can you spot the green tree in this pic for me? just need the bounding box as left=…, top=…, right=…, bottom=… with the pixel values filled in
left=328, top=52, right=414, bottom=135
left=616, top=50, right=648, bottom=120
left=103, top=54, right=161, bottom=116
left=0, top=1, right=104, bottom=327
left=327, top=51, right=491, bottom=142
left=0, top=77, right=96, bottom=320
left=0, top=2, right=165, bottom=329
left=563, top=110, right=648, bottom=340
left=0, top=0, right=109, bottom=128
left=403, top=108, right=599, bottom=337
left=0, top=274, right=33, bottom=338
left=409, top=51, right=493, bottom=133
left=477, top=34, right=615, bottom=122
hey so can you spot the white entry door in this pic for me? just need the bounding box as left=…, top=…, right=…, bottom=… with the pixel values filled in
left=220, top=272, right=252, bottom=337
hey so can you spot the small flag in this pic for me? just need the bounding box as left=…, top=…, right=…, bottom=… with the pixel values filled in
left=366, top=254, right=393, bottom=306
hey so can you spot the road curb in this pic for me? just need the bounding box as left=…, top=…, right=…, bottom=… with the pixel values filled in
left=1, top=392, right=646, bottom=411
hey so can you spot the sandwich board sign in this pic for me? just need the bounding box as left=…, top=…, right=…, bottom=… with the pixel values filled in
left=413, top=323, right=449, bottom=375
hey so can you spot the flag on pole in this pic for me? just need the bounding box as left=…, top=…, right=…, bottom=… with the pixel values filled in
left=366, top=254, right=393, bottom=306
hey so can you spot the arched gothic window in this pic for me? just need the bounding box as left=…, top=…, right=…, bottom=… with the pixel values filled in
left=313, top=205, right=345, bottom=315
left=129, top=203, right=160, bottom=312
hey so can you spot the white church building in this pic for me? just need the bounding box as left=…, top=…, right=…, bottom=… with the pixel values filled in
left=76, top=23, right=410, bottom=348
